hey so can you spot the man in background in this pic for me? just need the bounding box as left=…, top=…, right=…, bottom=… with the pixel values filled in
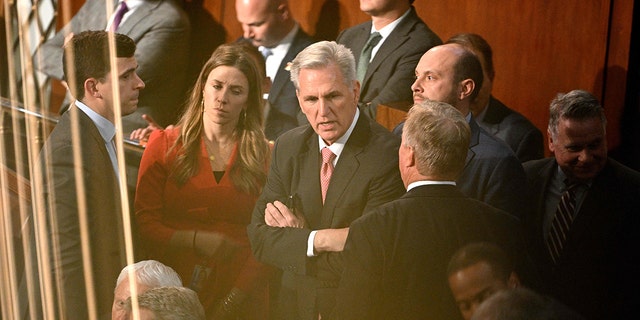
left=407, top=43, right=528, bottom=218
left=523, top=89, right=640, bottom=318
left=236, top=0, right=315, bottom=140
left=35, top=0, right=190, bottom=133
left=337, top=0, right=441, bottom=119
left=447, top=242, right=521, bottom=320
left=446, top=33, right=543, bottom=162
left=124, top=287, right=205, bottom=320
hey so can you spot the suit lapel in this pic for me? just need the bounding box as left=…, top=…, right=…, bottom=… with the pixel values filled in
left=464, top=117, right=481, bottom=168
left=116, top=1, right=158, bottom=37
left=363, top=9, right=419, bottom=87
left=320, top=116, right=369, bottom=227
left=296, top=131, right=324, bottom=228
left=269, top=30, right=309, bottom=105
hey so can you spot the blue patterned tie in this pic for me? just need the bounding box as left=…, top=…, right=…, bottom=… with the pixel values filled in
left=546, top=180, right=579, bottom=264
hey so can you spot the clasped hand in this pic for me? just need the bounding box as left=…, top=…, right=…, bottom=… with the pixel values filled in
left=264, top=200, right=307, bottom=228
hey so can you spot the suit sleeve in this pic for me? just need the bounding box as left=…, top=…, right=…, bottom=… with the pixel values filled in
left=247, top=138, right=313, bottom=275
left=335, top=214, right=383, bottom=319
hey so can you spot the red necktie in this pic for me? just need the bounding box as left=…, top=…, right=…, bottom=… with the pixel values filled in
left=320, top=148, right=336, bottom=204
left=110, top=2, right=129, bottom=32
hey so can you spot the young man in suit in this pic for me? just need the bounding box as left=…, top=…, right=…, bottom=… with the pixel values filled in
left=335, top=101, right=524, bottom=320
left=236, top=0, right=316, bottom=140
left=247, top=41, right=405, bottom=320
left=446, top=33, right=544, bottom=162
left=523, top=89, right=640, bottom=319
left=37, top=30, right=145, bottom=319
left=337, top=0, right=441, bottom=119
left=35, top=0, right=190, bottom=133
left=407, top=43, right=528, bottom=218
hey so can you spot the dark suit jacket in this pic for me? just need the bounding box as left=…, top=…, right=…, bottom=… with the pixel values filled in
left=37, top=106, right=126, bottom=319
left=263, top=29, right=315, bottom=140
left=35, top=0, right=191, bottom=132
left=336, top=7, right=441, bottom=118
left=523, top=158, right=640, bottom=319
left=335, top=184, right=524, bottom=320
left=247, top=114, right=405, bottom=319
left=478, top=96, right=544, bottom=162
left=457, top=117, right=528, bottom=218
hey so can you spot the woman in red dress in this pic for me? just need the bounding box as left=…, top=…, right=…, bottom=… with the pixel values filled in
left=135, top=43, right=272, bottom=319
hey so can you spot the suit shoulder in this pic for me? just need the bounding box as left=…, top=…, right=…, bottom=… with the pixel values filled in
left=607, top=159, right=640, bottom=187
left=523, top=158, right=554, bottom=175
left=476, top=127, right=518, bottom=158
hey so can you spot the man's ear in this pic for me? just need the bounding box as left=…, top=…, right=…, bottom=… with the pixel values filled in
left=547, top=129, right=555, bottom=154
left=401, top=144, right=415, bottom=168
left=459, top=79, right=475, bottom=100
left=277, top=3, right=289, bottom=20
left=85, top=78, right=101, bottom=98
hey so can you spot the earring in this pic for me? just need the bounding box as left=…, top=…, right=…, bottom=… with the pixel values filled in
left=201, top=98, right=205, bottom=113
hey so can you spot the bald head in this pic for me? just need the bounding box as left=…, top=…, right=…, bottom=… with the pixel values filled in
left=235, top=0, right=295, bottom=48
left=411, top=43, right=483, bottom=115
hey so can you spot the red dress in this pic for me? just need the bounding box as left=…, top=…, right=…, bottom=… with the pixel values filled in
left=135, top=128, right=271, bottom=318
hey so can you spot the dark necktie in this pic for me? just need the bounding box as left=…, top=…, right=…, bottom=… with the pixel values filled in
left=356, top=32, right=382, bottom=84
left=110, top=2, right=129, bottom=32
left=320, top=148, right=336, bottom=204
left=546, top=180, right=580, bottom=264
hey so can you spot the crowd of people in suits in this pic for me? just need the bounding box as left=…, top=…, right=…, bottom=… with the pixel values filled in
left=26, top=0, right=639, bottom=319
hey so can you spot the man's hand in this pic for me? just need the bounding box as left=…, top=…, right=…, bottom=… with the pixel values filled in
left=129, top=114, right=173, bottom=141
left=265, top=200, right=307, bottom=228
left=314, top=228, right=349, bottom=253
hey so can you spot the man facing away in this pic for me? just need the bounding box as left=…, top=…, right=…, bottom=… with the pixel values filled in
left=523, top=89, right=640, bottom=319
left=335, top=101, right=524, bottom=320
left=36, top=30, right=144, bottom=319
left=235, top=0, right=316, bottom=140
left=337, top=0, right=442, bottom=118
left=247, top=41, right=405, bottom=320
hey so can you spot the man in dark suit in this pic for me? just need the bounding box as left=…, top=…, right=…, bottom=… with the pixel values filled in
left=247, top=41, right=405, bottom=320
left=37, top=31, right=145, bottom=319
left=335, top=101, right=524, bottom=320
left=337, top=0, right=441, bottom=119
left=35, top=0, right=190, bottom=133
left=236, top=0, right=316, bottom=140
left=446, top=33, right=544, bottom=162
left=523, top=89, right=640, bottom=319
left=408, top=43, right=528, bottom=218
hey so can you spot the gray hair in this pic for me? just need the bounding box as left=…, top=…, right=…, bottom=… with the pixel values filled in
left=289, top=41, right=356, bottom=89
left=125, top=286, right=205, bottom=320
left=548, top=89, right=606, bottom=139
left=115, top=260, right=182, bottom=290
left=403, top=100, right=470, bottom=180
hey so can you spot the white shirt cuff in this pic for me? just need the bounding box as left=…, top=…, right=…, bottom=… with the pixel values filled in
left=307, top=230, right=318, bottom=257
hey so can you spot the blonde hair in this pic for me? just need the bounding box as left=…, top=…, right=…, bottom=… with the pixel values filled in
left=170, top=43, right=269, bottom=195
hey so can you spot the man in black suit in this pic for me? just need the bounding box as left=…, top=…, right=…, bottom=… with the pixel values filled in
left=247, top=41, right=405, bottom=320
left=37, top=31, right=144, bottom=319
left=523, top=89, right=640, bottom=319
left=335, top=100, right=524, bottom=320
left=235, top=0, right=315, bottom=140
left=406, top=43, right=528, bottom=218
left=446, top=33, right=544, bottom=162
left=337, top=0, right=441, bottom=119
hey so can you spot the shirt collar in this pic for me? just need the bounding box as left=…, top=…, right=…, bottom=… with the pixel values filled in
left=75, top=100, right=116, bottom=143
left=372, top=8, right=411, bottom=38
left=318, top=108, right=360, bottom=162
left=407, top=180, right=456, bottom=192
